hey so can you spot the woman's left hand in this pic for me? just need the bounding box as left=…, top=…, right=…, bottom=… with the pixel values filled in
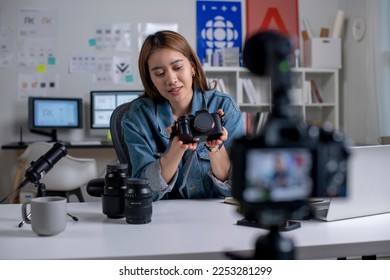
left=205, top=109, right=228, bottom=149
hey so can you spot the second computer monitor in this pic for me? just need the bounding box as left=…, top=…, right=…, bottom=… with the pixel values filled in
left=90, top=90, right=142, bottom=129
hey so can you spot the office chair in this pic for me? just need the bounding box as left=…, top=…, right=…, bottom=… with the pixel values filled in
left=13, top=142, right=98, bottom=202
left=109, top=101, right=133, bottom=174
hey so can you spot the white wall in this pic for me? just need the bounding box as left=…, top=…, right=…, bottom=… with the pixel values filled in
left=0, top=0, right=348, bottom=199
left=338, top=0, right=381, bottom=145
left=0, top=0, right=199, bottom=199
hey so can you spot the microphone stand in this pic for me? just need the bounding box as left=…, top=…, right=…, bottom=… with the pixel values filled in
left=18, top=180, right=46, bottom=227
left=18, top=179, right=78, bottom=228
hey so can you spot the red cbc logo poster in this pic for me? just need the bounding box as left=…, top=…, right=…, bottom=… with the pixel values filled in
left=246, top=0, right=299, bottom=49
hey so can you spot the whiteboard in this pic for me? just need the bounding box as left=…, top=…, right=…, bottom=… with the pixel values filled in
left=0, top=0, right=198, bottom=141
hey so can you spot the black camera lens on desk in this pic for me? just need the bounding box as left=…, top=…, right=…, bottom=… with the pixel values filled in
left=87, top=163, right=153, bottom=223
left=86, top=163, right=128, bottom=219
left=125, top=178, right=153, bottom=224
left=102, top=163, right=128, bottom=219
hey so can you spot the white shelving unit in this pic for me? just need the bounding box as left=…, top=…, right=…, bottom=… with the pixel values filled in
left=204, top=66, right=339, bottom=129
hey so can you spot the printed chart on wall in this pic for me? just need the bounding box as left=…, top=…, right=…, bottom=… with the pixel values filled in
left=196, top=1, right=242, bottom=66
left=17, top=8, right=59, bottom=100
left=246, top=0, right=299, bottom=49
left=0, top=27, right=14, bottom=67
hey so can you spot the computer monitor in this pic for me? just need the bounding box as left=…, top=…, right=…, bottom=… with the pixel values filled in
left=28, top=96, right=83, bottom=142
left=90, top=90, right=142, bottom=129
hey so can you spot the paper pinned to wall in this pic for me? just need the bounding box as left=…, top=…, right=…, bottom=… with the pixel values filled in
left=18, top=8, right=58, bottom=38
left=17, top=73, right=59, bottom=100
left=93, top=56, right=134, bottom=84
left=0, top=27, right=14, bottom=67
left=92, top=22, right=132, bottom=51
left=137, top=22, right=178, bottom=51
left=18, top=38, right=57, bottom=68
left=69, top=53, right=98, bottom=73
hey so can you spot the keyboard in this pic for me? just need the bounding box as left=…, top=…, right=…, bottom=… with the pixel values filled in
left=70, top=140, right=102, bottom=146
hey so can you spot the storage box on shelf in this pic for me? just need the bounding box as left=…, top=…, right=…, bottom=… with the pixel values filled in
left=303, top=38, right=341, bottom=69
left=204, top=66, right=339, bottom=132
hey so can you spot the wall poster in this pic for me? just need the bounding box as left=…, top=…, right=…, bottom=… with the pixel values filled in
left=196, top=1, right=242, bottom=66
left=246, top=0, right=299, bottom=49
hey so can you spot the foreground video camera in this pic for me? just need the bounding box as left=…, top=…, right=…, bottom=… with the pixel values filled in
left=231, top=31, right=350, bottom=233
left=175, top=110, right=223, bottom=144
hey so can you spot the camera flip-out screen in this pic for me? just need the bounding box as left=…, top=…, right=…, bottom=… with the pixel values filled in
left=244, top=148, right=313, bottom=203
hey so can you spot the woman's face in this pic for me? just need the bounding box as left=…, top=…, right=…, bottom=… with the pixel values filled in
left=148, top=48, right=195, bottom=108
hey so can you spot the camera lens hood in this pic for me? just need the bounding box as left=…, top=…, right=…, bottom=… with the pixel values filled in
left=86, top=178, right=105, bottom=197
left=107, top=163, right=128, bottom=173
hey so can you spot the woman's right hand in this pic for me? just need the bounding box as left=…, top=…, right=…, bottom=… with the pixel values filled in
left=166, top=125, right=198, bottom=151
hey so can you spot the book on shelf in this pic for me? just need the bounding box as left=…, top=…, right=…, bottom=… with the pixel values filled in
left=245, top=112, right=252, bottom=136
left=207, top=77, right=216, bottom=89
left=241, top=78, right=260, bottom=104
left=241, top=112, right=248, bottom=135
left=252, top=112, right=261, bottom=135
left=255, top=111, right=269, bottom=135
left=207, top=77, right=228, bottom=94
left=247, top=78, right=261, bottom=104
left=242, top=111, right=269, bottom=136
left=218, top=78, right=227, bottom=93
left=310, top=80, right=324, bottom=103
left=241, top=78, right=255, bottom=104
left=304, top=80, right=312, bottom=104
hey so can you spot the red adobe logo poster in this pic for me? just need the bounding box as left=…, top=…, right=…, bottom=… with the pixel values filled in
left=246, top=0, right=299, bottom=49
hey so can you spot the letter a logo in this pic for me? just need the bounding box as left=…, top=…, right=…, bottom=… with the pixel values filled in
left=246, top=0, right=299, bottom=48
left=259, top=8, right=288, bottom=35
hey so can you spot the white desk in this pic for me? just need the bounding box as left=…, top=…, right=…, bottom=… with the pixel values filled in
left=1, top=199, right=390, bottom=260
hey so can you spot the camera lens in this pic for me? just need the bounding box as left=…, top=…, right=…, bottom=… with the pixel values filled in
left=125, top=178, right=153, bottom=224
left=194, top=112, right=214, bottom=132
left=177, top=115, right=194, bottom=143
left=102, top=163, right=128, bottom=219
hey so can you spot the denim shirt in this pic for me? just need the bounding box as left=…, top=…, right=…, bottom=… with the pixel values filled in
left=122, top=89, right=244, bottom=201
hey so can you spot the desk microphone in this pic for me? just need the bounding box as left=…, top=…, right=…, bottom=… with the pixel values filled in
left=0, top=142, right=68, bottom=203
left=22, top=142, right=67, bottom=187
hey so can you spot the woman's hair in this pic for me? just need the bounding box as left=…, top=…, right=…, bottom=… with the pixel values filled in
left=138, top=30, right=213, bottom=101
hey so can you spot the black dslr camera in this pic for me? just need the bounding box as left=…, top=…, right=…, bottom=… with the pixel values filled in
left=229, top=31, right=350, bottom=259
left=174, top=110, right=223, bottom=144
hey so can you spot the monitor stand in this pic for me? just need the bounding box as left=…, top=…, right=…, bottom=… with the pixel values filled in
left=30, top=128, right=58, bottom=142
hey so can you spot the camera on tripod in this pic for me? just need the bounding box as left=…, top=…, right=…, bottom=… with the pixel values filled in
left=174, top=110, right=223, bottom=144
left=228, top=31, right=351, bottom=259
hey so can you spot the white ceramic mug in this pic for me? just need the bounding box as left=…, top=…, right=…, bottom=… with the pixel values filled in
left=21, top=196, right=67, bottom=236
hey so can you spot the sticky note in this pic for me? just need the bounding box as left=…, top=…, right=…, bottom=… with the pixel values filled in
left=48, top=56, right=56, bottom=65
left=37, top=64, right=46, bottom=73
left=125, top=75, right=133, bottom=83
left=89, top=38, right=97, bottom=47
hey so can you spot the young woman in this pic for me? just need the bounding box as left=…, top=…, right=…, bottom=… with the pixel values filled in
left=122, top=30, right=244, bottom=201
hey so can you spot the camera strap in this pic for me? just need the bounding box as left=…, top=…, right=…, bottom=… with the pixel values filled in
left=178, top=149, right=197, bottom=198
left=202, top=92, right=208, bottom=111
